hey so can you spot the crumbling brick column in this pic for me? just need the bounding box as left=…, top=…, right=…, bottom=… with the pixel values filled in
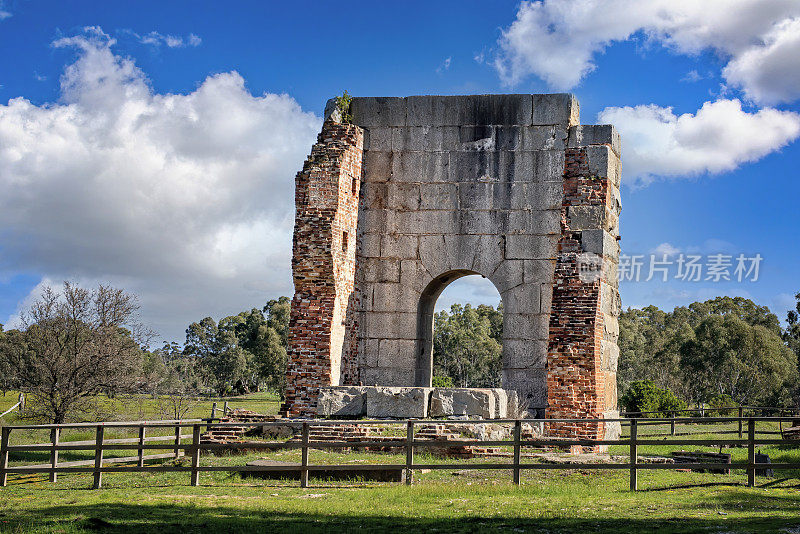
left=280, top=116, right=364, bottom=417
left=547, top=126, right=622, bottom=444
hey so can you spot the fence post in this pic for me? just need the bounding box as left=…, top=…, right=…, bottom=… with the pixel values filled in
left=93, top=425, right=104, bottom=489
left=405, top=420, right=414, bottom=485
left=738, top=407, right=744, bottom=439
left=629, top=419, right=638, bottom=491
left=513, top=420, right=522, bottom=486
left=18, top=393, right=24, bottom=414
left=747, top=418, right=755, bottom=487
left=670, top=412, right=675, bottom=436
left=210, top=402, right=217, bottom=421
left=300, top=422, right=309, bottom=488
left=0, top=427, right=10, bottom=487
left=49, top=427, right=60, bottom=483
left=190, top=424, right=201, bottom=486
left=223, top=401, right=229, bottom=416
left=174, top=424, right=182, bottom=459
left=137, top=425, right=145, bottom=468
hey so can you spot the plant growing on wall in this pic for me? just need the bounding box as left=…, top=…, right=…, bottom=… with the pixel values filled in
left=335, top=90, right=352, bottom=124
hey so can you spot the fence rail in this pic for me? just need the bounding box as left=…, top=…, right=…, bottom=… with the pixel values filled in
left=1, top=416, right=799, bottom=491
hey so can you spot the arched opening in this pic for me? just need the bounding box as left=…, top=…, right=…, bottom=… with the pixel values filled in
left=415, top=271, right=503, bottom=387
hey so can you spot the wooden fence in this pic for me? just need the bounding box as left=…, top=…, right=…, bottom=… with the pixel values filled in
left=1, top=416, right=799, bottom=491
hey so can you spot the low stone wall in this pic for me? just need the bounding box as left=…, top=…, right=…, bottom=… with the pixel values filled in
left=317, top=386, right=519, bottom=419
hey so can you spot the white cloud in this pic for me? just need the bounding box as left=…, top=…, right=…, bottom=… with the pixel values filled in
left=598, top=99, right=800, bottom=183
left=0, top=1, right=10, bottom=20
left=123, top=29, right=202, bottom=49
left=495, top=0, right=800, bottom=104
left=651, top=243, right=680, bottom=257
left=722, top=17, right=800, bottom=105
left=0, top=27, right=320, bottom=341
left=436, top=57, right=452, bottom=74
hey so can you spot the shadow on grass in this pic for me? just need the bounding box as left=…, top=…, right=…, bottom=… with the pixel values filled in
left=3, top=498, right=800, bottom=534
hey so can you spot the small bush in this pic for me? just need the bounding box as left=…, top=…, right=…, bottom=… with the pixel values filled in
left=707, top=394, right=737, bottom=417
left=620, top=380, right=686, bottom=418
left=432, top=376, right=454, bottom=388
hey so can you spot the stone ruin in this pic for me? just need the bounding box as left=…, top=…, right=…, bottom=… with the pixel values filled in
left=280, top=94, right=622, bottom=441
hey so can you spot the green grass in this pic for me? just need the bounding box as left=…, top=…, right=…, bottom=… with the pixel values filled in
left=3, top=396, right=800, bottom=532
left=2, top=450, right=800, bottom=533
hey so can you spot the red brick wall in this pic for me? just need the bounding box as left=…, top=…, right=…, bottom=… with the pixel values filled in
left=546, top=147, right=614, bottom=442
left=281, top=118, right=363, bottom=417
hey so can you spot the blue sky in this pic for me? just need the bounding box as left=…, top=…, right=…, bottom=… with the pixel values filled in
left=1, top=0, right=799, bottom=342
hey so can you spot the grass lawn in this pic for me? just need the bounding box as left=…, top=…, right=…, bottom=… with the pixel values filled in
left=3, top=394, right=800, bottom=533
left=2, top=453, right=800, bottom=534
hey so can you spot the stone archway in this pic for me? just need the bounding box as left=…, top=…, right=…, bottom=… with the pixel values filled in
left=281, top=94, right=622, bottom=440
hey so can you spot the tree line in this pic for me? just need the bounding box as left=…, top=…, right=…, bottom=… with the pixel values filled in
left=2, top=281, right=799, bottom=423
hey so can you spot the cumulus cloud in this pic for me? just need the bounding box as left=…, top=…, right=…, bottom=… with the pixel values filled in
left=598, top=99, right=800, bottom=183
left=495, top=0, right=800, bottom=104
left=0, top=27, right=320, bottom=341
left=0, top=1, right=10, bottom=20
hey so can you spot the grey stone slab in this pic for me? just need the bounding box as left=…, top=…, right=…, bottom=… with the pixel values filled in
left=503, top=312, right=550, bottom=341
left=522, top=259, right=556, bottom=286
left=488, top=259, right=524, bottom=293
left=366, top=128, right=394, bottom=152
left=568, top=205, right=604, bottom=231
left=470, top=234, right=506, bottom=277
left=442, top=234, right=482, bottom=272
left=602, top=339, right=619, bottom=373
left=419, top=183, right=458, bottom=210
left=366, top=386, right=432, bottom=418
left=317, top=386, right=367, bottom=417
left=449, top=151, right=501, bottom=183
left=429, top=388, right=496, bottom=418
left=391, top=210, right=459, bottom=236
left=502, top=368, right=548, bottom=410
left=377, top=339, right=417, bottom=368
left=360, top=233, right=382, bottom=258
left=392, top=152, right=450, bottom=183
left=361, top=368, right=417, bottom=388
left=459, top=209, right=510, bottom=235
left=531, top=93, right=579, bottom=126
left=351, top=97, right=407, bottom=128
left=360, top=183, right=387, bottom=210
left=399, top=259, right=434, bottom=295
left=364, top=258, right=401, bottom=283
left=568, top=124, right=621, bottom=158
left=501, top=282, right=541, bottom=313
left=521, top=125, right=568, bottom=151
left=380, top=234, right=419, bottom=259
left=603, top=410, right=622, bottom=440
left=505, top=234, right=558, bottom=260
left=459, top=182, right=493, bottom=210
left=371, top=282, right=419, bottom=312
left=387, top=182, right=421, bottom=211
left=530, top=210, right=562, bottom=234
left=364, top=312, right=417, bottom=340
left=361, top=151, right=393, bottom=182
left=503, top=338, right=548, bottom=369
left=581, top=229, right=619, bottom=259
left=440, top=94, right=533, bottom=126
left=585, top=145, right=621, bottom=185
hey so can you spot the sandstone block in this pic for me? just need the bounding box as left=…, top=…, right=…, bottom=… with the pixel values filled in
left=568, top=124, right=621, bottom=158
left=366, top=387, right=432, bottom=418
left=317, top=386, right=367, bottom=417
left=429, top=388, right=496, bottom=418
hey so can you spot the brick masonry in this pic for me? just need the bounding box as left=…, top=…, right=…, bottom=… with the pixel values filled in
left=282, top=95, right=621, bottom=437
left=281, top=119, right=364, bottom=417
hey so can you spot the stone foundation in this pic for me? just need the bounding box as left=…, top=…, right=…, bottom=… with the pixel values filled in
left=318, top=386, right=517, bottom=419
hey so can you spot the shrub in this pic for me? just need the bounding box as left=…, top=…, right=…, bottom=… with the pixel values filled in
left=620, top=380, right=686, bottom=418
left=432, top=376, right=454, bottom=388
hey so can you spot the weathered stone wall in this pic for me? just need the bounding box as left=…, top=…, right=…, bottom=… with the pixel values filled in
left=282, top=94, right=621, bottom=430
left=281, top=119, right=364, bottom=417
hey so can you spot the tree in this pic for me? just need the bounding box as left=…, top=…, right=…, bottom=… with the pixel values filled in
left=433, top=303, right=501, bottom=388
left=680, top=315, right=797, bottom=406
left=184, top=317, right=249, bottom=396
left=0, top=283, right=146, bottom=423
